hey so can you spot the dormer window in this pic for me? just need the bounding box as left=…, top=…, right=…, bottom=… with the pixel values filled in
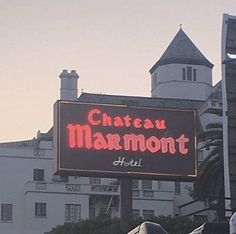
left=182, top=67, right=197, bottom=81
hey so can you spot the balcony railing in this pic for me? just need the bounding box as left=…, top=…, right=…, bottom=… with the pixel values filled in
left=132, top=190, right=140, bottom=197
left=143, top=190, right=154, bottom=198
left=25, top=181, right=81, bottom=194
left=66, top=184, right=80, bottom=192
left=132, top=189, right=174, bottom=200
left=90, top=185, right=119, bottom=195
left=35, top=182, right=47, bottom=190
left=25, top=181, right=173, bottom=200
left=25, top=181, right=119, bottom=195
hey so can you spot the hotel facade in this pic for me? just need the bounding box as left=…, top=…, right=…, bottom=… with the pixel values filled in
left=0, top=19, right=229, bottom=234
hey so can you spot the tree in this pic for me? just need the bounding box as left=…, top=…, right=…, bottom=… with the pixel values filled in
left=193, top=120, right=225, bottom=221
left=47, top=216, right=123, bottom=234
left=47, top=216, right=200, bottom=234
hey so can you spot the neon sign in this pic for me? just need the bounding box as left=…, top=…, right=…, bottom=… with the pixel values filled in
left=67, top=108, right=189, bottom=154
left=54, top=101, right=197, bottom=180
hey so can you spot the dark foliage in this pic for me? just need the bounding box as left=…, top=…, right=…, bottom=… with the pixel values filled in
left=193, top=122, right=225, bottom=221
left=47, top=215, right=200, bottom=234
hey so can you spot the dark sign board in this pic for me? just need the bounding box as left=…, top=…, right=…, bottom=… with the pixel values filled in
left=54, top=101, right=197, bottom=180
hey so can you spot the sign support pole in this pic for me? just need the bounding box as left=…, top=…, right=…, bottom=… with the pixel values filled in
left=120, top=177, right=132, bottom=231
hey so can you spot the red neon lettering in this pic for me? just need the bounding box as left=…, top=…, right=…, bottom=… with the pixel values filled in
left=67, top=124, right=92, bottom=149
left=106, top=133, right=122, bottom=150
left=87, top=108, right=167, bottom=130
left=123, top=134, right=146, bottom=152
left=123, top=115, right=131, bottom=127
left=93, top=132, right=108, bottom=150
left=114, top=116, right=124, bottom=127
left=144, top=119, right=154, bottom=129
left=133, top=118, right=142, bottom=128
left=160, top=137, right=176, bottom=154
left=67, top=111, right=190, bottom=156
left=146, top=136, right=161, bottom=153
left=88, top=109, right=101, bottom=126
left=102, top=113, right=112, bottom=126
left=155, top=120, right=166, bottom=130
left=176, top=134, right=189, bottom=154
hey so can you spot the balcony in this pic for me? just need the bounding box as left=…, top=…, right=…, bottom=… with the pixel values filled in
left=24, top=181, right=119, bottom=196
left=25, top=181, right=172, bottom=200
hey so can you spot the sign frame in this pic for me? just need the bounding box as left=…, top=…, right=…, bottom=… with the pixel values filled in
left=54, top=100, right=197, bottom=181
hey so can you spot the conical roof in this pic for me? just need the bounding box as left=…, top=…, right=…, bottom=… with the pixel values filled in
left=149, top=28, right=213, bottom=73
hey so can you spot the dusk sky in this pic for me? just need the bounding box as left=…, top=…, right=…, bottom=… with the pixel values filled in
left=0, top=0, right=236, bottom=142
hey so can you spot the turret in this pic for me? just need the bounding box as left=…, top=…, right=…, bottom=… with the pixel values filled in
left=150, top=28, right=214, bottom=101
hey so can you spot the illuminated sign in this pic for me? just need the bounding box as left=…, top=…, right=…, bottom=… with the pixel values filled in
left=54, top=101, right=197, bottom=180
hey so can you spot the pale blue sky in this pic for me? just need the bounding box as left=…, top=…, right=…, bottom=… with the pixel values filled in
left=0, top=0, right=235, bottom=142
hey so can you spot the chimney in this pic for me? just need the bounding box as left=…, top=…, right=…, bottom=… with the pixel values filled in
left=59, top=69, right=79, bottom=101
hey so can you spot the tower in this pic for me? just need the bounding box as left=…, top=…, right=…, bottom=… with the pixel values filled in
left=150, top=28, right=214, bottom=101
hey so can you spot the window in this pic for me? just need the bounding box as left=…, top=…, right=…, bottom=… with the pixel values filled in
left=1, top=204, right=12, bottom=221
left=142, top=180, right=152, bottom=190
left=157, top=181, right=161, bottom=190
left=182, top=67, right=196, bottom=81
left=143, top=209, right=154, bottom=219
left=132, top=209, right=140, bottom=219
left=132, top=180, right=139, bottom=189
left=182, top=68, right=186, bottom=80
left=193, top=68, right=197, bottom=81
left=35, top=203, right=46, bottom=217
left=175, top=181, right=181, bottom=194
left=187, top=66, right=192, bottom=81
left=89, top=177, right=101, bottom=185
left=65, top=204, right=81, bottom=222
left=33, top=169, right=44, bottom=181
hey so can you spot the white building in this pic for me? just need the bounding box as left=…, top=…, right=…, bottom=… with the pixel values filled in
left=0, top=28, right=222, bottom=234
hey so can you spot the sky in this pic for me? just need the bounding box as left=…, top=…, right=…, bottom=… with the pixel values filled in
left=0, top=0, right=236, bottom=142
